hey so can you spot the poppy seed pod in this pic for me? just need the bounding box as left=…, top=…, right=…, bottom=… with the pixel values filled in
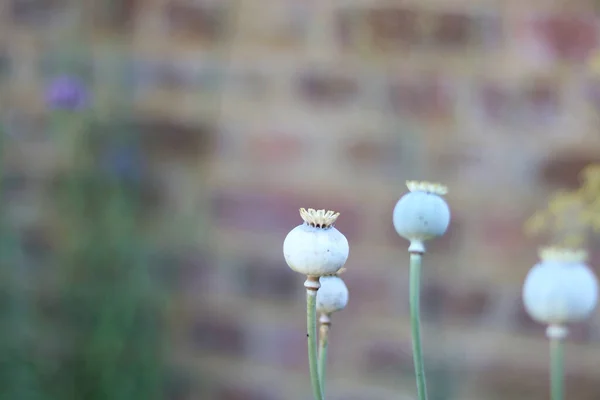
left=317, top=273, right=349, bottom=314
left=393, top=181, right=450, bottom=250
left=523, top=247, right=599, bottom=326
left=283, top=208, right=349, bottom=277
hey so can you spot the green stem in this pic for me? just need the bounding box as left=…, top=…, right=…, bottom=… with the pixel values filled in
left=550, top=337, right=565, bottom=400
left=306, top=282, right=323, bottom=400
left=318, top=318, right=330, bottom=396
left=410, top=252, right=428, bottom=400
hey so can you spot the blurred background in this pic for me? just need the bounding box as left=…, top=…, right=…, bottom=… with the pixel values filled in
left=1, top=1, right=600, bottom=400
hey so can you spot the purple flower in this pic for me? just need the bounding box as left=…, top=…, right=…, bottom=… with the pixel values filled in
left=45, top=75, right=89, bottom=111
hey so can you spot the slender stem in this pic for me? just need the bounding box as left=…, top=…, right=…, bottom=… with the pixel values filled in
left=318, top=314, right=331, bottom=396
left=550, top=337, right=565, bottom=400
left=305, top=277, right=323, bottom=400
left=410, top=252, right=428, bottom=400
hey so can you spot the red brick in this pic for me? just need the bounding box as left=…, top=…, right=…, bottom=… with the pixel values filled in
left=246, top=324, right=306, bottom=371
left=566, top=371, right=600, bottom=400
left=431, top=12, right=472, bottom=48
left=421, top=282, right=492, bottom=322
left=388, top=75, right=453, bottom=120
left=335, top=9, right=360, bottom=49
left=478, top=213, right=528, bottom=252
left=91, top=0, right=136, bottom=31
left=190, top=317, right=244, bottom=356
left=215, top=384, right=282, bottom=400
left=296, top=71, right=359, bottom=106
left=340, top=268, right=392, bottom=314
left=522, top=78, right=561, bottom=125
left=585, top=79, right=600, bottom=111
left=247, top=134, right=304, bottom=164
left=166, top=3, right=229, bottom=42
left=478, top=82, right=513, bottom=124
left=363, top=340, right=414, bottom=378
left=367, top=7, right=421, bottom=49
left=531, top=14, right=598, bottom=62
left=240, top=259, right=300, bottom=301
left=476, top=360, right=547, bottom=398
left=154, top=250, right=213, bottom=292
left=538, top=152, right=599, bottom=189
left=137, top=118, right=214, bottom=158
left=11, top=0, right=64, bottom=26
left=212, top=189, right=361, bottom=239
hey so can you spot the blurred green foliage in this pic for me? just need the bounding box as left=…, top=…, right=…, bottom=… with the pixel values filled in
left=0, top=113, right=167, bottom=400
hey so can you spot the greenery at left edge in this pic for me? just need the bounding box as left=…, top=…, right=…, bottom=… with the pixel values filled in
left=0, top=114, right=168, bottom=400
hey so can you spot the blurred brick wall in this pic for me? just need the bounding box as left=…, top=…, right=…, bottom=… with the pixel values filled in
left=4, top=1, right=600, bottom=400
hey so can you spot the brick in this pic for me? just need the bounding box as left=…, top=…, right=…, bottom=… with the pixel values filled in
left=584, top=79, right=600, bottom=111
left=90, top=0, right=136, bottom=31
left=478, top=214, right=528, bottom=252
left=215, top=384, right=282, bottom=400
left=190, top=317, right=244, bottom=356
left=538, top=152, right=599, bottom=189
left=153, top=250, right=213, bottom=292
left=388, top=75, right=453, bottom=120
left=431, top=12, right=472, bottom=48
left=296, top=71, right=359, bottom=106
left=421, top=282, right=492, bottom=323
left=137, top=118, right=213, bottom=158
left=476, top=360, right=547, bottom=398
left=478, top=82, right=513, bottom=124
left=239, top=259, right=299, bottom=301
left=246, top=324, right=306, bottom=371
left=531, top=14, right=598, bottom=62
left=166, top=3, right=229, bottom=42
left=247, top=134, right=304, bottom=164
left=363, top=340, right=413, bottom=378
left=367, top=7, right=421, bottom=49
left=11, top=0, right=65, bottom=26
left=522, top=78, right=561, bottom=125
left=566, top=371, right=600, bottom=400
left=335, top=9, right=359, bottom=49
left=212, top=189, right=361, bottom=240
left=340, top=268, right=391, bottom=314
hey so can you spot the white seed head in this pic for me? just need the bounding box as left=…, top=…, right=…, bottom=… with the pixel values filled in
left=393, top=181, right=450, bottom=243
left=283, top=208, right=349, bottom=277
left=317, top=275, right=349, bottom=314
left=523, top=250, right=599, bottom=325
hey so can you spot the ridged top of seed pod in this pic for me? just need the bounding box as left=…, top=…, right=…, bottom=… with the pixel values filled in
left=406, top=181, right=448, bottom=195
left=538, top=247, right=589, bottom=263
left=322, top=267, right=346, bottom=277
left=299, top=208, right=340, bottom=228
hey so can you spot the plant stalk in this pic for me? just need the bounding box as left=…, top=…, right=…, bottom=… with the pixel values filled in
left=305, top=277, right=323, bottom=400
left=410, top=252, right=428, bottom=400
left=550, top=337, right=565, bottom=400
left=318, top=313, right=331, bottom=396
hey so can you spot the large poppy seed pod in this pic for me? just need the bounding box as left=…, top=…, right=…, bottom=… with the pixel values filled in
left=317, top=272, right=349, bottom=314
left=523, top=247, right=599, bottom=326
left=393, top=181, right=450, bottom=252
left=283, top=208, right=349, bottom=277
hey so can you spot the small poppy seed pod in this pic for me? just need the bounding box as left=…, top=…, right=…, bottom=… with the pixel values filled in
left=393, top=181, right=450, bottom=252
left=284, top=208, right=349, bottom=277
left=523, top=247, right=599, bottom=326
left=317, top=273, right=349, bottom=314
